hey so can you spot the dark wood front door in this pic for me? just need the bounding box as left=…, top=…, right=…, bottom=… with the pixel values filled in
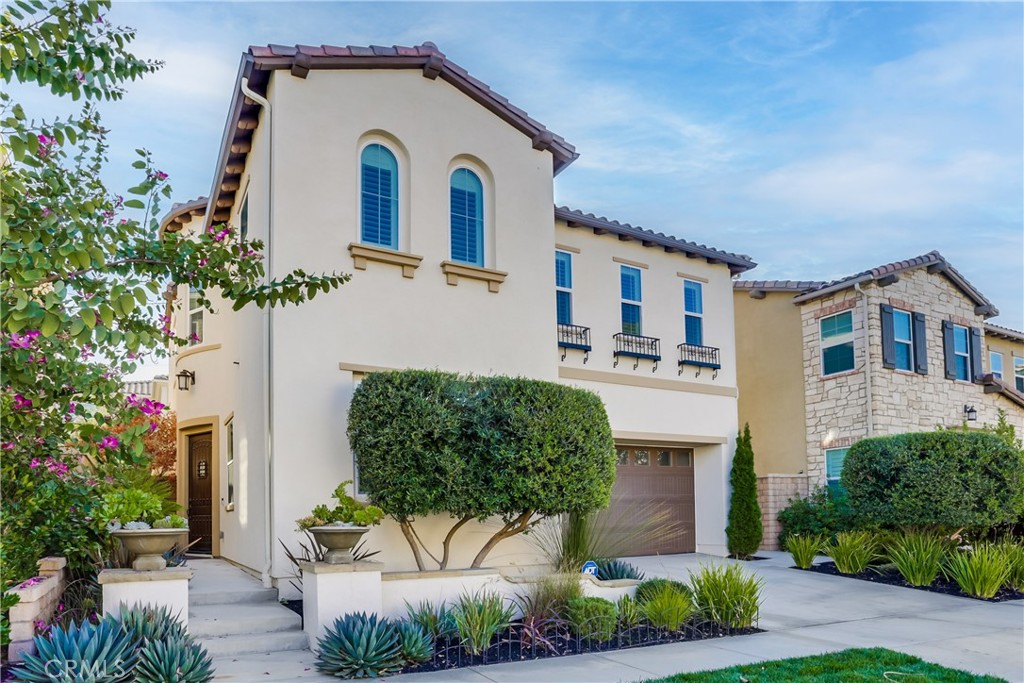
left=610, top=445, right=696, bottom=555
left=187, top=432, right=213, bottom=554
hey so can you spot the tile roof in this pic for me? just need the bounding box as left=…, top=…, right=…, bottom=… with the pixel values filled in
left=160, top=196, right=207, bottom=233
left=733, top=280, right=826, bottom=292
left=555, top=206, right=756, bottom=274
left=984, top=322, right=1024, bottom=343
left=791, top=250, right=997, bottom=316
left=981, top=373, right=1024, bottom=409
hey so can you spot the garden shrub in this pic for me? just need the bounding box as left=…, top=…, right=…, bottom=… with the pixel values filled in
left=777, top=487, right=857, bottom=548
left=785, top=534, right=823, bottom=570
left=943, top=544, right=1012, bottom=599
left=726, top=424, right=762, bottom=559
left=887, top=532, right=948, bottom=587
left=349, top=370, right=616, bottom=569
left=451, top=591, right=514, bottom=656
left=824, top=531, right=880, bottom=575
left=689, top=564, right=764, bottom=629
left=842, top=431, right=1024, bottom=532
left=565, top=597, right=617, bottom=642
left=635, top=578, right=691, bottom=604
left=641, top=587, right=694, bottom=631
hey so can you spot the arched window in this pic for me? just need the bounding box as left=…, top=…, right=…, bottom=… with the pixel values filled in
left=360, top=143, right=399, bottom=249
left=450, top=168, right=484, bottom=266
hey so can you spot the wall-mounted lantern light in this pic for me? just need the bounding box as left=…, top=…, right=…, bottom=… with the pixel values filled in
left=963, top=404, right=977, bottom=422
left=176, top=369, right=196, bottom=392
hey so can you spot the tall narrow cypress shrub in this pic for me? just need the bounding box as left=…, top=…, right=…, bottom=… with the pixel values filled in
left=726, top=423, right=763, bottom=559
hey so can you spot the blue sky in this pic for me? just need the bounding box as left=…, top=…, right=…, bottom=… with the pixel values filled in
left=21, top=2, right=1024, bottom=363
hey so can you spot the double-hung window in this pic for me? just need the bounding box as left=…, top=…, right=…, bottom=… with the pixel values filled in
left=820, top=311, right=854, bottom=376
left=360, top=143, right=399, bottom=249
left=226, top=419, right=235, bottom=510
left=450, top=168, right=484, bottom=266
left=1015, top=357, right=1024, bottom=392
left=683, top=280, right=703, bottom=346
left=188, top=290, right=203, bottom=346
left=990, top=351, right=1004, bottom=380
left=555, top=251, right=573, bottom=325
left=620, top=266, right=642, bottom=335
left=893, top=309, right=914, bottom=371
left=952, top=325, right=971, bottom=381
left=825, top=448, right=848, bottom=493
left=239, top=193, right=249, bottom=243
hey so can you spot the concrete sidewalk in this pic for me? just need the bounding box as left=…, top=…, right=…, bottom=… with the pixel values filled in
left=209, top=552, right=1024, bottom=682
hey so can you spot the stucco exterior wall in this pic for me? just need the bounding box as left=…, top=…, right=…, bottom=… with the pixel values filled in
left=987, top=334, right=1024, bottom=387
left=733, top=291, right=807, bottom=476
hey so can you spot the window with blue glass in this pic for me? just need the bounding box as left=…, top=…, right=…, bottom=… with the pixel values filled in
left=820, top=311, right=855, bottom=376
left=989, top=351, right=1003, bottom=380
left=555, top=251, right=573, bottom=325
left=953, top=325, right=971, bottom=381
left=450, top=168, right=484, bottom=266
left=360, top=144, right=399, bottom=249
left=683, top=279, right=703, bottom=346
left=1015, top=357, right=1024, bottom=392
left=825, top=447, right=848, bottom=493
left=893, top=309, right=914, bottom=371
left=620, top=265, right=642, bottom=335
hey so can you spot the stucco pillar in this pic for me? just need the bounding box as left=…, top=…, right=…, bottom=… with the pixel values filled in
left=693, top=442, right=730, bottom=556
left=98, top=567, right=192, bottom=627
left=300, top=560, right=383, bottom=650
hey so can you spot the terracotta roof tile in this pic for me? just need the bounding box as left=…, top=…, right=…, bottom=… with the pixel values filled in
left=322, top=45, right=351, bottom=56
left=267, top=44, right=297, bottom=56
left=296, top=44, right=327, bottom=57
left=984, top=322, right=1024, bottom=343
left=734, top=280, right=826, bottom=292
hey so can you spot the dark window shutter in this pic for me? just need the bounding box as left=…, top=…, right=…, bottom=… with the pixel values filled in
left=969, top=326, right=983, bottom=381
left=880, top=304, right=896, bottom=369
left=912, top=313, right=928, bottom=374
left=942, top=320, right=956, bottom=380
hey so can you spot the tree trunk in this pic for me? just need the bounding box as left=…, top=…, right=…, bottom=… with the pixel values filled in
left=398, top=518, right=426, bottom=571
left=440, top=516, right=472, bottom=570
left=470, top=510, right=534, bottom=568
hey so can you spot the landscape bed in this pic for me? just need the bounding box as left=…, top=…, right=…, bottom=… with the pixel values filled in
left=799, top=561, right=1024, bottom=603
left=643, top=647, right=1008, bottom=683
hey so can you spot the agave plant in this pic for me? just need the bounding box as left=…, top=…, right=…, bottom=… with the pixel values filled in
left=394, top=620, right=433, bottom=665
left=134, top=637, right=214, bottom=683
left=316, top=612, right=404, bottom=679
left=117, top=603, right=188, bottom=643
left=596, top=559, right=645, bottom=581
left=13, top=616, right=139, bottom=682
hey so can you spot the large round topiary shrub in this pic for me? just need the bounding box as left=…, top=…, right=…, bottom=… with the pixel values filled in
left=842, top=431, right=1024, bottom=531
left=348, top=370, right=616, bottom=570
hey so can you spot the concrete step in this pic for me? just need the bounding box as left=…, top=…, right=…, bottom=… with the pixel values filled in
left=189, top=586, right=279, bottom=606
left=189, top=603, right=301, bottom=638
left=197, top=629, right=309, bottom=657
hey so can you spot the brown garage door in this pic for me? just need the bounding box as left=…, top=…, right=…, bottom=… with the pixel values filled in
left=609, top=445, right=695, bottom=555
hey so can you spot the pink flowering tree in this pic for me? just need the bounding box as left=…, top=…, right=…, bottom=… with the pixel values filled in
left=0, top=0, right=349, bottom=584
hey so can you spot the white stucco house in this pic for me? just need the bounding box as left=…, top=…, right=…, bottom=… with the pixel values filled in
left=162, top=42, right=756, bottom=593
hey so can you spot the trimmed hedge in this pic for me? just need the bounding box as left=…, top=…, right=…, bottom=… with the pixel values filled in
left=348, top=370, right=616, bottom=569
left=842, top=431, right=1024, bottom=531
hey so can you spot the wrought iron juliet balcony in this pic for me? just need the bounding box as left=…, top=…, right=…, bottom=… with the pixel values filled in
left=613, top=333, right=661, bottom=371
left=558, top=324, right=592, bottom=362
left=678, top=343, right=721, bottom=378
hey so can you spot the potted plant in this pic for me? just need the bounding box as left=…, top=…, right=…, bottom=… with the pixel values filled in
left=100, top=488, right=188, bottom=571
left=297, top=481, right=384, bottom=564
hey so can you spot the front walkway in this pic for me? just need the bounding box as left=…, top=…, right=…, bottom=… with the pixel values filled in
left=209, top=552, right=1024, bottom=682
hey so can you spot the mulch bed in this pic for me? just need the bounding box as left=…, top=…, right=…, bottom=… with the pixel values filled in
left=799, top=561, right=1024, bottom=602
left=730, top=555, right=770, bottom=561
left=399, top=621, right=762, bottom=674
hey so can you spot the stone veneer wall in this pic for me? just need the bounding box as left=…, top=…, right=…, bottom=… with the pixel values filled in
left=757, top=474, right=809, bottom=551
left=800, top=269, right=1024, bottom=488
left=5, top=557, right=67, bottom=663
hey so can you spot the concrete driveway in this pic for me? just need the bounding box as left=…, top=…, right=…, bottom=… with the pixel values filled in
left=211, top=552, right=1024, bottom=682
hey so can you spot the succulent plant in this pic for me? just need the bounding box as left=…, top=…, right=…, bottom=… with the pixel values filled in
left=13, top=615, right=139, bottom=682
left=134, top=637, right=214, bottom=683
left=315, top=612, right=404, bottom=679
left=152, top=515, right=188, bottom=529
left=395, top=619, right=433, bottom=665
left=117, top=604, right=188, bottom=643
left=616, top=595, right=642, bottom=628
left=596, top=559, right=645, bottom=581
left=124, top=521, right=152, bottom=530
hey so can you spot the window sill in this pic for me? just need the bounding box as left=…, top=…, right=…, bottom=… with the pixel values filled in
left=819, top=369, right=860, bottom=381
left=440, top=261, right=507, bottom=293
left=348, top=243, right=423, bottom=278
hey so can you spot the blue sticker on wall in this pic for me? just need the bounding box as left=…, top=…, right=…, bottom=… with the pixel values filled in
left=581, top=560, right=598, bottom=576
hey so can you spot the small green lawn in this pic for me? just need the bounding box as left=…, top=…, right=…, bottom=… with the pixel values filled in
left=645, top=648, right=1006, bottom=683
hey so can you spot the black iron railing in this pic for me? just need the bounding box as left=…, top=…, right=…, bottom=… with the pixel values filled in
left=557, top=324, right=592, bottom=362
left=678, top=343, right=721, bottom=378
left=613, top=333, right=661, bottom=370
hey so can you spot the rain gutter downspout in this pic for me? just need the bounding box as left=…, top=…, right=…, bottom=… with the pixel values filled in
left=854, top=283, right=873, bottom=438
left=239, top=76, right=275, bottom=589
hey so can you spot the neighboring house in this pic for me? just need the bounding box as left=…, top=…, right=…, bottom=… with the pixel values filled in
left=122, top=375, right=169, bottom=405
left=161, top=42, right=756, bottom=591
left=734, top=252, right=1024, bottom=549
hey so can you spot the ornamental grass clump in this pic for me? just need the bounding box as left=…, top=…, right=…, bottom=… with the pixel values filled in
left=887, top=532, right=948, bottom=587
left=452, top=591, right=514, bottom=656
left=641, top=586, right=694, bottom=631
left=689, top=563, right=764, bottom=630
left=943, top=544, right=1012, bottom=599
left=615, top=595, right=642, bottom=629
left=405, top=600, right=457, bottom=641
left=635, top=578, right=692, bottom=604
left=785, top=534, right=823, bottom=570
left=825, top=531, right=879, bottom=575
left=997, top=538, right=1024, bottom=592
left=316, top=612, right=404, bottom=679
left=565, top=597, right=617, bottom=643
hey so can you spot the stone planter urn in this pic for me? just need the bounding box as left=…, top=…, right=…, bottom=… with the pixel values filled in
left=309, top=526, right=370, bottom=564
left=112, top=529, right=182, bottom=571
